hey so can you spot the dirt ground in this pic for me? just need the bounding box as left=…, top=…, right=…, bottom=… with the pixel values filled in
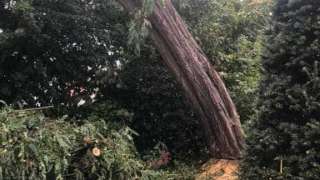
left=196, top=159, right=239, bottom=180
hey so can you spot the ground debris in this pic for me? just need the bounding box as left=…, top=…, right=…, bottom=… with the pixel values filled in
left=196, top=159, right=239, bottom=180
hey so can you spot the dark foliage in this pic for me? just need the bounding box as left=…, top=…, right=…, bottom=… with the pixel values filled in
left=241, top=0, right=320, bottom=179
left=0, top=0, right=126, bottom=108
left=115, top=44, right=208, bottom=157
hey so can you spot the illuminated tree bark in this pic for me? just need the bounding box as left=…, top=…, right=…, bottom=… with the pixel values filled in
left=117, top=0, right=244, bottom=159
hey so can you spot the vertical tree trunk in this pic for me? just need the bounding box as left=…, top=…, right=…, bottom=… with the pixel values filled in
left=117, top=0, right=244, bottom=159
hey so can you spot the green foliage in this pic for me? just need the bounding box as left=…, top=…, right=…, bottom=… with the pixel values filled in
left=176, top=0, right=270, bottom=121
left=241, top=0, right=320, bottom=179
left=117, top=49, right=208, bottom=157
left=13, top=0, right=34, bottom=13
left=127, top=0, right=166, bottom=55
left=128, top=15, right=149, bottom=55
left=111, top=0, right=269, bottom=159
left=0, top=1, right=269, bottom=177
left=0, top=107, right=178, bottom=179
left=0, top=0, right=127, bottom=108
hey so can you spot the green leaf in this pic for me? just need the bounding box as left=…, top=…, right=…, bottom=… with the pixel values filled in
left=28, top=143, right=38, bottom=156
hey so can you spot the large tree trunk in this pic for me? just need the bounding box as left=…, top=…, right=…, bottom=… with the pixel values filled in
left=117, top=0, right=244, bottom=159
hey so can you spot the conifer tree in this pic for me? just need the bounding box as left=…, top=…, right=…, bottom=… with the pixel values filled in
left=241, top=0, right=320, bottom=179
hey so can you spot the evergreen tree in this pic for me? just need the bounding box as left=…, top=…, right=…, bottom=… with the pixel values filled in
left=241, top=0, right=320, bottom=179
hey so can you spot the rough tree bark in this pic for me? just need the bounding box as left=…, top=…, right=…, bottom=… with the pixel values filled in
left=117, top=0, right=244, bottom=159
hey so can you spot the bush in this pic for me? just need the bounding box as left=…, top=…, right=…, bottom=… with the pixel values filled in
left=241, top=0, right=320, bottom=179
left=117, top=52, right=207, bottom=158
left=0, top=107, right=182, bottom=179
left=0, top=0, right=127, bottom=108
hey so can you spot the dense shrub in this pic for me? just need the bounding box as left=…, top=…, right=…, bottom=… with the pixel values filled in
left=117, top=49, right=207, bottom=157
left=0, top=0, right=127, bottom=108
left=241, top=0, right=320, bottom=179
left=0, top=107, right=190, bottom=179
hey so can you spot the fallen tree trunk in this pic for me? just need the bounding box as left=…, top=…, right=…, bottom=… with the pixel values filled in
left=117, top=0, right=244, bottom=159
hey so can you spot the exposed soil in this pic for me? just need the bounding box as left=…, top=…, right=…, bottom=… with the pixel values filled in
left=196, top=159, right=239, bottom=180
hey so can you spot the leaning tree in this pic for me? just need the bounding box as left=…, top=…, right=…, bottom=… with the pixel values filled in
left=117, top=0, right=244, bottom=159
